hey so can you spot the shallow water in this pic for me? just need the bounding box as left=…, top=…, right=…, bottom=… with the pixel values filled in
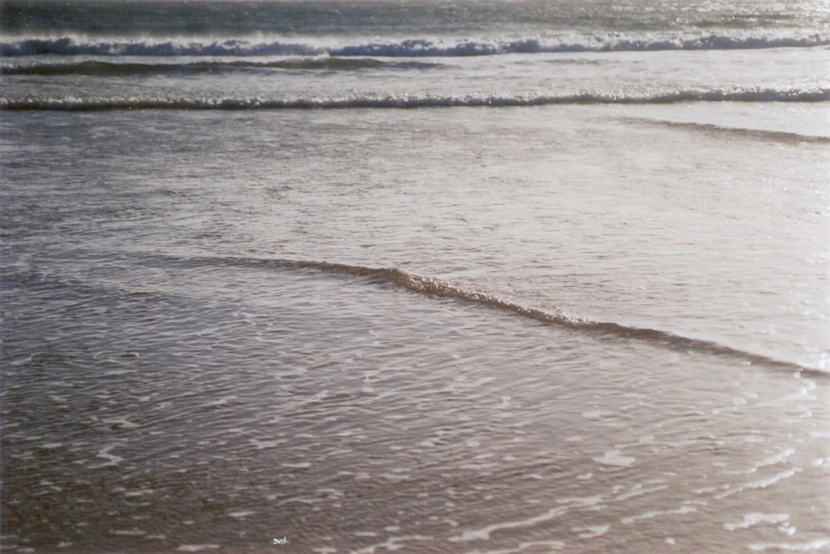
left=2, top=0, right=830, bottom=552
left=3, top=253, right=829, bottom=553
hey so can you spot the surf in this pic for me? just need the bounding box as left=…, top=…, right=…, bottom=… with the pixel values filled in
left=3, top=88, right=828, bottom=112
left=164, top=255, right=822, bottom=376
left=2, top=31, right=828, bottom=57
left=618, top=117, right=830, bottom=144
left=0, top=58, right=441, bottom=77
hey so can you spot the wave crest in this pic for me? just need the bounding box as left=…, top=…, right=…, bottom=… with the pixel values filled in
left=3, top=89, right=828, bottom=111
left=180, top=256, right=816, bottom=374
left=620, top=118, right=830, bottom=144
left=2, top=32, right=828, bottom=57
left=0, top=58, right=440, bottom=77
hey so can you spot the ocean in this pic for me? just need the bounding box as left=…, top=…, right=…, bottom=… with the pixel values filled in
left=1, top=0, right=829, bottom=552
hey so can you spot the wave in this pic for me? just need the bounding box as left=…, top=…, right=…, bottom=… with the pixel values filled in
left=2, top=32, right=828, bottom=57
left=620, top=117, right=830, bottom=144
left=3, top=89, right=828, bottom=112
left=0, top=58, right=441, bottom=77
left=178, top=255, right=817, bottom=374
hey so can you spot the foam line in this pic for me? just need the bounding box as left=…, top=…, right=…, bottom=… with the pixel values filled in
left=0, top=58, right=440, bottom=76
left=180, top=255, right=816, bottom=374
left=619, top=117, right=830, bottom=144
left=3, top=88, right=828, bottom=111
left=2, top=32, right=828, bottom=57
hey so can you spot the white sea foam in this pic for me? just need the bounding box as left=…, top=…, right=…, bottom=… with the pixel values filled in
left=594, top=449, right=635, bottom=467
left=582, top=410, right=613, bottom=419
left=111, top=529, right=146, bottom=536
left=723, top=513, right=790, bottom=531
left=616, top=484, right=669, bottom=501
left=227, top=511, right=256, bottom=518
left=2, top=31, right=827, bottom=57
left=450, top=506, right=570, bottom=542
left=621, top=506, right=697, bottom=525
left=123, top=489, right=155, bottom=497
left=573, top=524, right=610, bottom=538
left=96, top=444, right=124, bottom=466
left=3, top=88, right=828, bottom=112
left=715, top=469, right=801, bottom=499
left=556, top=495, right=604, bottom=507
left=738, top=449, right=796, bottom=474
left=748, top=540, right=830, bottom=552
left=351, top=535, right=433, bottom=554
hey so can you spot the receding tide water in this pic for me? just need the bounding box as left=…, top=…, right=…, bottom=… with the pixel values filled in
left=1, top=1, right=829, bottom=553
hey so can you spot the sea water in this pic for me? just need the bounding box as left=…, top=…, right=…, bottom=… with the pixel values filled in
left=1, top=0, right=829, bottom=552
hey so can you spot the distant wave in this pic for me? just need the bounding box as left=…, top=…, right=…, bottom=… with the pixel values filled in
left=0, top=58, right=441, bottom=77
left=620, top=117, right=830, bottom=144
left=2, top=32, right=828, bottom=57
left=3, top=89, right=828, bottom=111
left=178, top=255, right=818, bottom=375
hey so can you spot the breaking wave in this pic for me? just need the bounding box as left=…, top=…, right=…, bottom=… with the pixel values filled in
left=179, top=255, right=818, bottom=374
left=0, top=58, right=441, bottom=77
left=620, top=117, right=830, bottom=144
left=2, top=32, right=828, bottom=57
left=3, top=88, right=828, bottom=111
